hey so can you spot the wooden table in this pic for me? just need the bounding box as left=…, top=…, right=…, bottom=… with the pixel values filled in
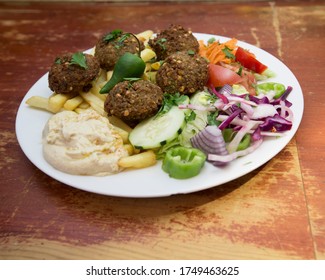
left=0, top=0, right=324, bottom=260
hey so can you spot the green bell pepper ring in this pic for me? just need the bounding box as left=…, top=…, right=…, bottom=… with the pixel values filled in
left=162, top=147, right=206, bottom=179
left=256, top=82, right=286, bottom=99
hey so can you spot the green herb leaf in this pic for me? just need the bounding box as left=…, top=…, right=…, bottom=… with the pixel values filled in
left=187, top=50, right=195, bottom=56
left=237, top=66, right=243, bottom=76
left=70, top=52, right=87, bottom=69
left=55, top=58, right=61, bottom=64
left=156, top=93, right=187, bottom=117
left=103, top=29, right=123, bottom=43
left=157, top=38, right=167, bottom=51
left=208, top=37, right=216, bottom=44
left=222, top=46, right=235, bottom=59
left=115, top=33, right=131, bottom=49
left=207, top=111, right=220, bottom=126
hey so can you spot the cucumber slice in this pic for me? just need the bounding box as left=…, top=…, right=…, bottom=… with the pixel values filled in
left=129, top=106, right=186, bottom=150
left=179, top=91, right=211, bottom=147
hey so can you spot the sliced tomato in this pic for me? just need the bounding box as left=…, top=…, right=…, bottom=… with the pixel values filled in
left=207, top=64, right=242, bottom=88
left=220, top=62, right=257, bottom=95
left=235, top=47, right=268, bottom=74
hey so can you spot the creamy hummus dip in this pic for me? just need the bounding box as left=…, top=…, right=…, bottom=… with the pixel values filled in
left=42, top=109, right=128, bottom=176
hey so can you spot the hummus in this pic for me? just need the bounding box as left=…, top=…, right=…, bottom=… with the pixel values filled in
left=42, top=109, right=128, bottom=176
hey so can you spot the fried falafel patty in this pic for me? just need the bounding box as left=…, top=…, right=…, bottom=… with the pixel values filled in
left=156, top=51, right=209, bottom=95
left=149, top=24, right=199, bottom=60
left=95, top=33, right=145, bottom=71
left=104, top=80, right=164, bottom=127
left=48, top=53, right=100, bottom=95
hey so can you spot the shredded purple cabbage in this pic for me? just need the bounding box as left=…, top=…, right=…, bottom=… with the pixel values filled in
left=218, top=108, right=243, bottom=130
left=259, top=114, right=292, bottom=132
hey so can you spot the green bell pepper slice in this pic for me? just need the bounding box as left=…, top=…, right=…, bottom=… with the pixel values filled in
left=162, top=147, right=206, bottom=179
left=236, top=134, right=251, bottom=151
left=256, top=82, right=285, bottom=99
left=222, top=129, right=251, bottom=151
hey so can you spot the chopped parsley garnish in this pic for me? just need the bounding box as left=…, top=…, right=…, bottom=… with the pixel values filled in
left=103, top=29, right=123, bottom=43
left=222, top=46, right=235, bottom=59
left=187, top=49, right=195, bottom=56
left=156, top=93, right=188, bottom=117
left=70, top=52, right=87, bottom=69
left=237, top=66, right=243, bottom=76
left=207, top=111, right=220, bottom=126
left=103, top=30, right=132, bottom=49
left=115, top=33, right=131, bottom=49
left=208, top=37, right=216, bottom=44
left=157, top=38, right=167, bottom=51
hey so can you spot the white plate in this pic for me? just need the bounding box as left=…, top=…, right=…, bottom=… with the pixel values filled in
left=15, top=33, right=304, bottom=198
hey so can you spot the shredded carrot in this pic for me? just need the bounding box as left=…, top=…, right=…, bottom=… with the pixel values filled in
left=198, top=40, right=207, bottom=57
left=199, top=38, right=238, bottom=65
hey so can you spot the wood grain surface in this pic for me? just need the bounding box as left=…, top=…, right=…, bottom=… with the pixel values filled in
left=0, top=0, right=324, bottom=260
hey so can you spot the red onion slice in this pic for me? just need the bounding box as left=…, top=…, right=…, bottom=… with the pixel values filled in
left=208, top=139, right=263, bottom=163
left=191, top=126, right=229, bottom=166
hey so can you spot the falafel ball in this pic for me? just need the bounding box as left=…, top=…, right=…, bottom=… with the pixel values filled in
left=104, top=79, right=164, bottom=127
left=156, top=51, right=209, bottom=95
left=95, top=32, right=145, bottom=71
left=149, top=24, right=199, bottom=60
left=48, top=53, right=100, bottom=95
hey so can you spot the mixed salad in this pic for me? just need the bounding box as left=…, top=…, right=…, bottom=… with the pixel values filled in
left=128, top=36, right=294, bottom=179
